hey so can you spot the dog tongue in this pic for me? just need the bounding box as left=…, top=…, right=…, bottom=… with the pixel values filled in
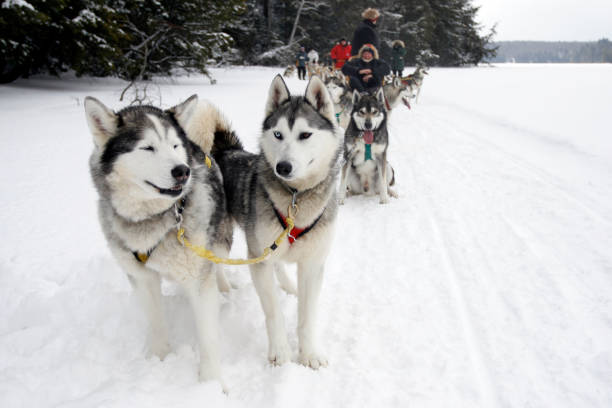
left=363, top=130, right=374, bottom=144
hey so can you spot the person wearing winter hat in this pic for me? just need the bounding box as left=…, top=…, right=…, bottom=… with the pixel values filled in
left=350, top=8, right=381, bottom=57
left=342, top=43, right=390, bottom=93
left=330, top=38, right=352, bottom=69
left=391, top=40, right=407, bottom=77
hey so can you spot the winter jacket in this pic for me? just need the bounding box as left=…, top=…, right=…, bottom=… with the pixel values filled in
left=296, top=51, right=308, bottom=67
left=391, top=40, right=407, bottom=71
left=351, top=20, right=380, bottom=57
left=330, top=43, right=352, bottom=68
left=342, top=44, right=390, bottom=90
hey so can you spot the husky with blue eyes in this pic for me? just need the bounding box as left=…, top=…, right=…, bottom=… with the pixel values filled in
left=212, top=75, right=343, bottom=368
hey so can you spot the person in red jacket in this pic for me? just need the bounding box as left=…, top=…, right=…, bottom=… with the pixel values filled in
left=330, top=38, right=352, bottom=70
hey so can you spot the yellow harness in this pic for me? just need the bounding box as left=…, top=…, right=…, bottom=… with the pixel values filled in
left=134, top=153, right=297, bottom=266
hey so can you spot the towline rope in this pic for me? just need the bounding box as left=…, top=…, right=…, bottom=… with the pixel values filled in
left=177, top=204, right=296, bottom=265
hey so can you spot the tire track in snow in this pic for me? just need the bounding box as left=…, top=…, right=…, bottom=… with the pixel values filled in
left=395, top=117, right=501, bottom=407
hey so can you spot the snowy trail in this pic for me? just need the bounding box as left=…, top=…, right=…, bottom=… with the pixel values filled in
left=1, top=65, right=612, bottom=407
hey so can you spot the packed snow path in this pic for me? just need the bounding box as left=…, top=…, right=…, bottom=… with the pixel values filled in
left=1, top=65, right=611, bottom=407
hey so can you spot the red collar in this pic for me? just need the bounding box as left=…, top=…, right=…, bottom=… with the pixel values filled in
left=273, top=207, right=323, bottom=245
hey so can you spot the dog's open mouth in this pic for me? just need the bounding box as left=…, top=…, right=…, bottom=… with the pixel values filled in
left=145, top=181, right=184, bottom=197
left=402, top=97, right=411, bottom=109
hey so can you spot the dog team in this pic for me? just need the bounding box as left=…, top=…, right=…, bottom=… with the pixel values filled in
left=83, top=63, right=427, bottom=390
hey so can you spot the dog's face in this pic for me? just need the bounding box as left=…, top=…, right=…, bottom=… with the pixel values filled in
left=262, top=75, right=341, bottom=190
left=84, top=96, right=198, bottom=205
left=394, top=77, right=415, bottom=108
left=351, top=89, right=386, bottom=131
left=326, top=78, right=347, bottom=104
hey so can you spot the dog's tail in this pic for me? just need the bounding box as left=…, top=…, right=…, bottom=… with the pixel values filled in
left=184, top=100, right=241, bottom=155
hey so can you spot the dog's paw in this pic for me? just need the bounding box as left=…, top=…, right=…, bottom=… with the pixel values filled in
left=338, top=197, right=345, bottom=205
left=298, top=351, right=328, bottom=370
left=388, top=188, right=399, bottom=198
left=268, top=343, right=292, bottom=366
left=149, top=341, right=171, bottom=360
left=198, top=372, right=228, bottom=394
left=379, top=196, right=390, bottom=204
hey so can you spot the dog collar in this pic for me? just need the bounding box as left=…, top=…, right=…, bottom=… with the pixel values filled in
left=361, top=131, right=374, bottom=161
left=133, top=197, right=186, bottom=264
left=273, top=207, right=323, bottom=245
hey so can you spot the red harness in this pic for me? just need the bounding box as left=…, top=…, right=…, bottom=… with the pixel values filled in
left=273, top=207, right=323, bottom=245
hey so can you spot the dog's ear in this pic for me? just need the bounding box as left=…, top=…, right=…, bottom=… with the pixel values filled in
left=305, top=75, right=335, bottom=123
left=376, top=87, right=386, bottom=107
left=393, top=77, right=401, bottom=88
left=265, top=75, right=291, bottom=117
left=167, top=94, right=198, bottom=130
left=336, top=72, right=346, bottom=83
left=352, top=89, right=361, bottom=105
left=84, top=97, right=118, bottom=148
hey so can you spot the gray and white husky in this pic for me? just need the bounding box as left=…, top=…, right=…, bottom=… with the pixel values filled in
left=211, top=75, right=342, bottom=368
left=410, top=65, right=429, bottom=103
left=325, top=72, right=352, bottom=129
left=339, top=89, right=398, bottom=204
left=84, top=96, right=233, bottom=388
left=383, top=76, right=415, bottom=111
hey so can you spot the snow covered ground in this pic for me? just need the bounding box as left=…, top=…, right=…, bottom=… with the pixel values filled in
left=1, top=64, right=611, bottom=407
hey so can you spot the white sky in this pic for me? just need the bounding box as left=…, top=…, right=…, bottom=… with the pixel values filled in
left=472, top=0, right=612, bottom=41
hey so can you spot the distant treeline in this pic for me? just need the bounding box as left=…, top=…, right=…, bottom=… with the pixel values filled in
left=490, top=39, right=612, bottom=63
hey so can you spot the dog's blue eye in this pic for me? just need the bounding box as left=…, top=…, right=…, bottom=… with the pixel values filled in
left=299, top=132, right=312, bottom=140
left=141, top=146, right=155, bottom=152
left=273, top=131, right=283, bottom=140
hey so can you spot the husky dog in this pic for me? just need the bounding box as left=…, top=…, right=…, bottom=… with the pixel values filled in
left=409, top=65, right=429, bottom=103
left=339, top=89, right=397, bottom=204
left=84, top=96, right=233, bottom=388
left=211, top=75, right=342, bottom=368
left=325, top=72, right=352, bottom=129
left=283, top=65, right=296, bottom=78
left=383, top=76, right=415, bottom=111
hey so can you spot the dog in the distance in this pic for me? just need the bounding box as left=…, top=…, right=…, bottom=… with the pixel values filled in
left=211, top=74, right=342, bottom=368
left=324, top=71, right=353, bottom=129
left=383, top=76, right=416, bottom=111
left=407, top=65, right=428, bottom=103
left=84, top=95, right=234, bottom=389
left=339, top=89, right=398, bottom=204
left=283, top=65, right=295, bottom=78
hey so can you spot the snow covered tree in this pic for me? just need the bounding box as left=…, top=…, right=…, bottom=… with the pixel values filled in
left=0, top=0, right=245, bottom=83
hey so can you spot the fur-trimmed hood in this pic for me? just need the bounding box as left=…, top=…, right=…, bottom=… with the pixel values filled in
left=392, top=40, right=405, bottom=48
left=355, top=43, right=380, bottom=60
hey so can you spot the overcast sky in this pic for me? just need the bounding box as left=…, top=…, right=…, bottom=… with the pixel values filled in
left=472, top=0, right=612, bottom=42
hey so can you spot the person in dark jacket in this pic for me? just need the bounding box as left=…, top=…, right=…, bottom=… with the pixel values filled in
left=296, top=46, right=308, bottom=80
left=342, top=44, right=390, bottom=93
left=350, top=8, right=380, bottom=57
left=391, top=40, right=407, bottom=77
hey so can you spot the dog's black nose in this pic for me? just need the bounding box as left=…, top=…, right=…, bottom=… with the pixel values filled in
left=276, top=161, right=293, bottom=177
left=364, top=121, right=372, bottom=129
left=171, top=165, right=190, bottom=183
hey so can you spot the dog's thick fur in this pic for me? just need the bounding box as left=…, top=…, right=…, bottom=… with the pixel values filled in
left=383, top=76, right=415, bottom=111
left=211, top=75, right=342, bottom=368
left=283, top=65, right=296, bottom=78
left=409, top=65, right=428, bottom=103
left=339, top=89, right=397, bottom=204
left=324, top=71, right=353, bottom=129
left=84, top=95, right=234, bottom=389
